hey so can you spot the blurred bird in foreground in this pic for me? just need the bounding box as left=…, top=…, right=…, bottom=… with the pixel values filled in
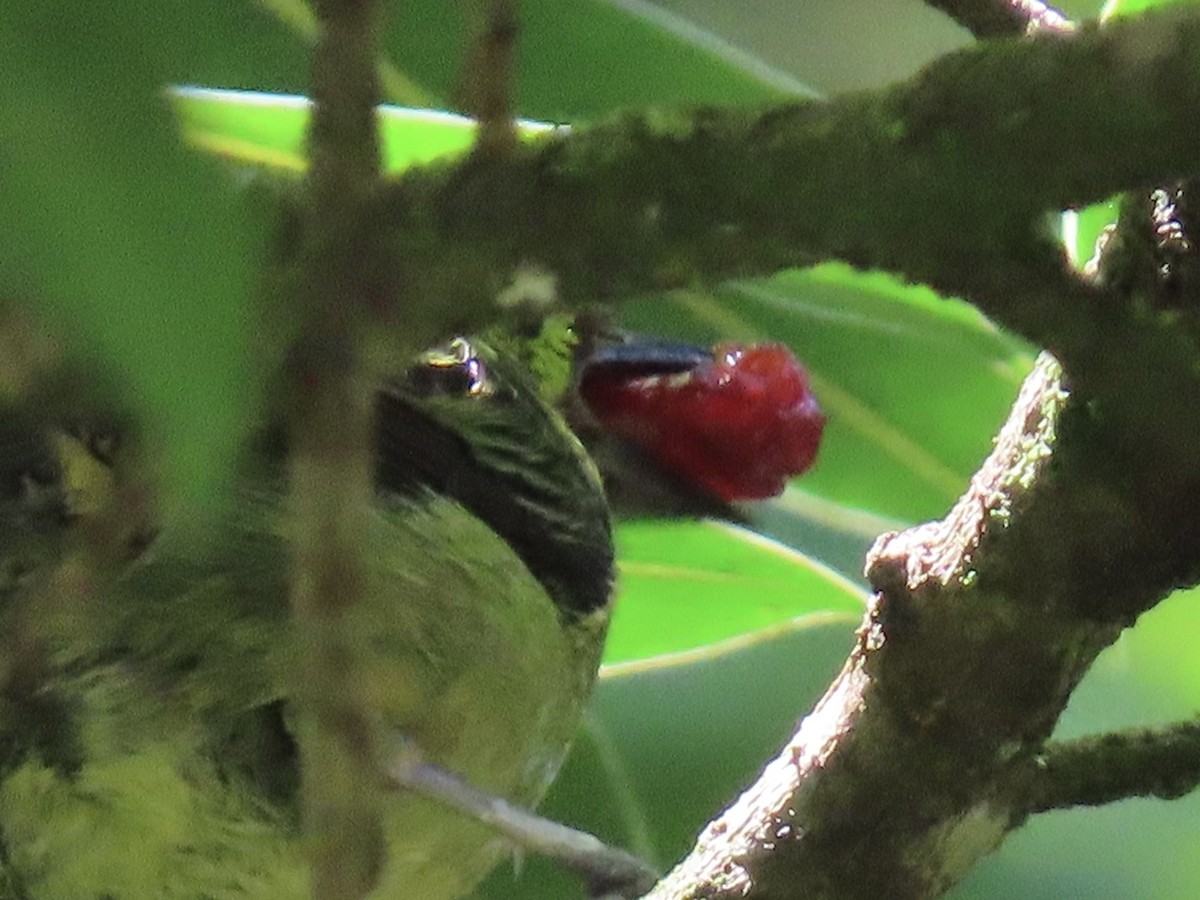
left=0, top=335, right=615, bottom=899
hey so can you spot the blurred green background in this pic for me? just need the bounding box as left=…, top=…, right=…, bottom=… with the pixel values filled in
left=3, top=0, right=1197, bottom=897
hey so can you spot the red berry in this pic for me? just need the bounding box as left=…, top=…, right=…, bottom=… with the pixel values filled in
left=579, top=342, right=825, bottom=501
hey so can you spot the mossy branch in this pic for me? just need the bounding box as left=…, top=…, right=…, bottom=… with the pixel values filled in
left=1021, top=720, right=1200, bottom=813
left=387, top=10, right=1199, bottom=315
left=386, top=12, right=1200, bottom=468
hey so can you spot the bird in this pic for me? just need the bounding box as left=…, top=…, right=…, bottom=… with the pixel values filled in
left=0, top=335, right=615, bottom=899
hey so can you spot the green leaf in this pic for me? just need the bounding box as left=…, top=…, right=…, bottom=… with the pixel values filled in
left=605, top=519, right=866, bottom=663
left=1061, top=200, right=1120, bottom=271
left=752, top=486, right=906, bottom=585
left=172, top=87, right=560, bottom=175
left=1100, top=0, right=1200, bottom=18
left=253, top=0, right=436, bottom=107
left=380, top=0, right=817, bottom=122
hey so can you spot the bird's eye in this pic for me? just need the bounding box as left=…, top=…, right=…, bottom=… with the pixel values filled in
left=404, top=338, right=492, bottom=399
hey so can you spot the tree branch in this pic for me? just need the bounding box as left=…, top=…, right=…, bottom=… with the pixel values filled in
left=645, top=354, right=1093, bottom=899
left=644, top=328, right=1200, bottom=897
left=385, top=9, right=1200, bottom=358
left=1020, top=721, right=1200, bottom=814
left=382, top=9, right=1200, bottom=495
left=288, top=0, right=385, bottom=897
left=922, top=0, right=1073, bottom=38
left=458, top=0, right=520, bottom=157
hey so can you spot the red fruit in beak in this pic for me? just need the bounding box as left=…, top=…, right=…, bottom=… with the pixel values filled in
left=579, top=342, right=825, bottom=502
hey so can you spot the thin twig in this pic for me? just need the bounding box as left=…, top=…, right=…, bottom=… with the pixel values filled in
left=290, top=0, right=384, bottom=897
left=1023, top=721, right=1200, bottom=813
left=458, top=0, right=520, bottom=156
left=257, top=0, right=437, bottom=107
left=389, top=758, right=658, bottom=898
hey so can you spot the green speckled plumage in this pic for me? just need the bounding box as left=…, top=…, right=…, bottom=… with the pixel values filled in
left=0, top=339, right=613, bottom=899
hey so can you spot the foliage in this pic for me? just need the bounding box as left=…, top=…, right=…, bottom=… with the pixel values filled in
left=3, top=1, right=1200, bottom=898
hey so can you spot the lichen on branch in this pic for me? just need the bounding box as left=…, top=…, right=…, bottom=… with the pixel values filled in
left=1020, top=719, right=1200, bottom=814
left=384, top=9, right=1200, bottom=342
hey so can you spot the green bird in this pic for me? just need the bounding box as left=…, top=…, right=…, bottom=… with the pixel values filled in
left=0, top=336, right=614, bottom=899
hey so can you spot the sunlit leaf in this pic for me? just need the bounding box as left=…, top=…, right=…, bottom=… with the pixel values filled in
left=752, top=486, right=905, bottom=584
left=606, top=519, right=866, bottom=663
left=1062, top=200, right=1121, bottom=271
left=383, top=0, right=816, bottom=124
left=172, top=87, right=560, bottom=174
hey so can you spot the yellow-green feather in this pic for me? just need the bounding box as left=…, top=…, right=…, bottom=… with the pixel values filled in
left=1, top=486, right=608, bottom=899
